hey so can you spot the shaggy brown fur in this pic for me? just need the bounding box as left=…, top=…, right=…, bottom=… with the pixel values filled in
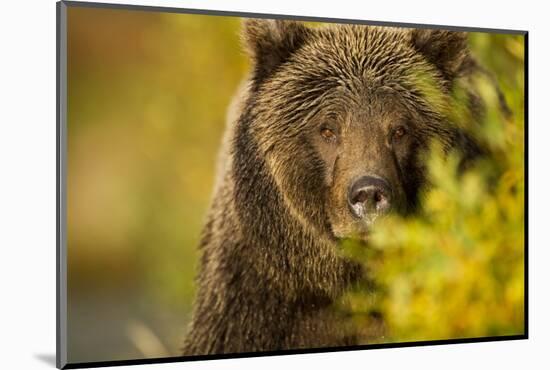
left=181, top=19, right=487, bottom=355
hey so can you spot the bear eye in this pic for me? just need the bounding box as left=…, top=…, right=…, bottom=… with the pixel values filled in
left=320, top=128, right=337, bottom=142
left=393, top=126, right=407, bottom=140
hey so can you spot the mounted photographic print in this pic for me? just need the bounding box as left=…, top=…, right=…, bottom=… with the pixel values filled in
left=56, top=1, right=527, bottom=368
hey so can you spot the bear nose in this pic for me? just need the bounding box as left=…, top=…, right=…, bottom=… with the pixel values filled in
left=348, top=176, right=392, bottom=219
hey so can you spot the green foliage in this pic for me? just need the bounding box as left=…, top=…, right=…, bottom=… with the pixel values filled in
left=339, top=33, right=525, bottom=343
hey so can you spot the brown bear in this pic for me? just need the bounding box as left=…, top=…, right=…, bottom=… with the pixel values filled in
left=181, top=19, right=490, bottom=355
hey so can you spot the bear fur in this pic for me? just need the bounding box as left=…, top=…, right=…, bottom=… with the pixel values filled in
left=181, top=20, right=488, bottom=355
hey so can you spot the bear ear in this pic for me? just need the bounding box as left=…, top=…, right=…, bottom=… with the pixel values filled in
left=410, top=29, right=472, bottom=82
left=242, top=18, right=312, bottom=82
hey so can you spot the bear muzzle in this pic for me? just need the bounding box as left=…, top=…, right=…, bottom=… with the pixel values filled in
left=347, top=175, right=392, bottom=221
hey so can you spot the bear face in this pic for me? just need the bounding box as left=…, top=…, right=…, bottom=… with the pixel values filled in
left=243, top=20, right=478, bottom=242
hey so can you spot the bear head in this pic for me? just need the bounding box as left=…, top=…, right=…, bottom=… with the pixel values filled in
left=241, top=19, right=479, bottom=242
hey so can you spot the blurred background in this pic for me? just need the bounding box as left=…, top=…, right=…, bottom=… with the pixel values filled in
left=67, top=7, right=247, bottom=363
left=66, top=5, right=524, bottom=363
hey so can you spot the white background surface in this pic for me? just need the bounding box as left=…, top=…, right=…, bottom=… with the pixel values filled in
left=0, top=0, right=545, bottom=369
